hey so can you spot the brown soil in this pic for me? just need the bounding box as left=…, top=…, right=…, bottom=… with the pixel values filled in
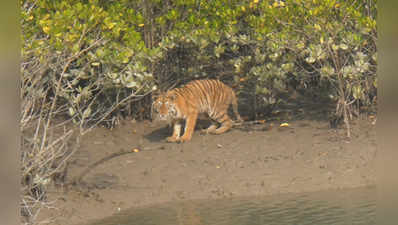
left=39, top=108, right=377, bottom=225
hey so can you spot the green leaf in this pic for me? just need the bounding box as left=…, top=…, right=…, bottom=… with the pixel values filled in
left=339, top=43, right=348, bottom=50
left=68, top=107, right=75, bottom=116
left=82, top=107, right=92, bottom=119
left=305, top=56, right=316, bottom=63
left=126, top=81, right=138, bottom=88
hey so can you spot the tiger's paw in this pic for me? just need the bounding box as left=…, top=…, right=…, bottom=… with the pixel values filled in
left=200, top=129, right=209, bottom=135
left=178, top=135, right=191, bottom=143
left=201, top=125, right=217, bottom=135
left=200, top=129, right=217, bottom=135
left=166, top=136, right=179, bottom=143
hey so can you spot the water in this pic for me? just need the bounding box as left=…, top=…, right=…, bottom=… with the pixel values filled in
left=88, top=187, right=376, bottom=225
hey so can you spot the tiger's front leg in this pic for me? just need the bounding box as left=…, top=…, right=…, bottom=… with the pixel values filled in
left=179, top=113, right=198, bottom=143
left=166, top=120, right=182, bottom=143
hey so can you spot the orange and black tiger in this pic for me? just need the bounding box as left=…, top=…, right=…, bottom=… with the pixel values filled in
left=152, top=79, right=243, bottom=143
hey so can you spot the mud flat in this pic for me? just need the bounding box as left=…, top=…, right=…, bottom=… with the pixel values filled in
left=39, top=115, right=376, bottom=225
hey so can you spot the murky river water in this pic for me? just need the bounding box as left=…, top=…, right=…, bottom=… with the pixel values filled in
left=88, top=187, right=376, bottom=225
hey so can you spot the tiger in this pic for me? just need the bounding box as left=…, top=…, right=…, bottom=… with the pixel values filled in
left=151, top=79, right=243, bottom=143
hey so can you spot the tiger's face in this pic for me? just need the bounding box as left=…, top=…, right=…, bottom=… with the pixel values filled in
left=152, top=93, right=178, bottom=121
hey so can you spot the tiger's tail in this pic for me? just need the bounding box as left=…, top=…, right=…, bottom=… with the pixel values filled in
left=231, top=89, right=243, bottom=124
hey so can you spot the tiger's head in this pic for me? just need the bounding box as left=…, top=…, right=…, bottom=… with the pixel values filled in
left=151, top=92, right=179, bottom=122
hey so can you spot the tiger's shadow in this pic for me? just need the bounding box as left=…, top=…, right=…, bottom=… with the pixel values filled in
left=144, top=119, right=212, bottom=143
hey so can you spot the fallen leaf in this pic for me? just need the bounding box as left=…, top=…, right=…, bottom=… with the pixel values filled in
left=133, top=148, right=140, bottom=152
left=280, top=123, right=289, bottom=127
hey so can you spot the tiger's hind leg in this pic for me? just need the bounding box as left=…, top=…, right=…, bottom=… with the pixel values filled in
left=201, top=122, right=218, bottom=134
left=209, top=111, right=233, bottom=135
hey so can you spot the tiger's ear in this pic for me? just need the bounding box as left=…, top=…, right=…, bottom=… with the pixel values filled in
left=168, top=92, right=177, bottom=101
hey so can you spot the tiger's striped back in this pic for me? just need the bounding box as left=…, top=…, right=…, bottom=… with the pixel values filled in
left=171, top=79, right=241, bottom=120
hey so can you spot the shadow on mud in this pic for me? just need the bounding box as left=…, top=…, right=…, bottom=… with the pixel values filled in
left=143, top=125, right=170, bottom=142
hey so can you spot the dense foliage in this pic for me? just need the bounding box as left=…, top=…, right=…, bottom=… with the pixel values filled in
left=22, top=0, right=376, bottom=127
